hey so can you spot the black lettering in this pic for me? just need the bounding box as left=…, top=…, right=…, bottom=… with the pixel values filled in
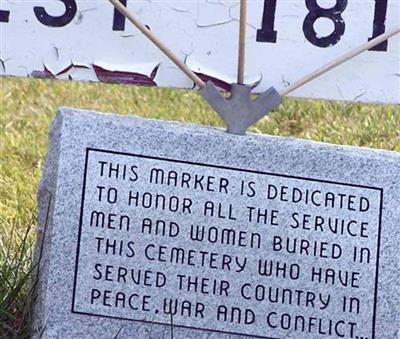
left=34, top=0, right=77, bottom=27
left=369, top=0, right=388, bottom=51
left=303, top=0, right=347, bottom=48
left=113, top=0, right=127, bottom=30
left=0, top=9, right=10, bottom=23
left=257, top=0, right=278, bottom=43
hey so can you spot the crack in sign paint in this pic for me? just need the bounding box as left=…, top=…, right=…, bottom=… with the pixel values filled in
left=194, top=73, right=262, bottom=92
left=0, top=59, right=6, bottom=73
left=195, top=72, right=232, bottom=92
left=31, top=62, right=90, bottom=79
left=57, top=62, right=90, bottom=76
left=31, top=65, right=55, bottom=79
left=93, top=64, right=159, bottom=86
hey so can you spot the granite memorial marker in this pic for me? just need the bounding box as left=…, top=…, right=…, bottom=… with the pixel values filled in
left=32, top=107, right=400, bottom=339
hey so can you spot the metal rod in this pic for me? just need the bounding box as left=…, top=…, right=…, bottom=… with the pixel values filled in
left=280, top=27, right=400, bottom=97
left=237, top=0, right=247, bottom=85
left=109, top=0, right=206, bottom=88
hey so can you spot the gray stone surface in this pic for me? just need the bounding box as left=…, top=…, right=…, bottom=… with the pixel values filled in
left=33, top=107, right=400, bottom=339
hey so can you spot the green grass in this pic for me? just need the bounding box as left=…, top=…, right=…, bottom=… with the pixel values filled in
left=0, top=76, right=399, bottom=337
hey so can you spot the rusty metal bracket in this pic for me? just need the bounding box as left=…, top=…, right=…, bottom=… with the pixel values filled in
left=200, top=82, right=282, bottom=135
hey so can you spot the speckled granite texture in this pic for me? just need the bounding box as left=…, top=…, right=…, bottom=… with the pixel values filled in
left=32, top=107, right=400, bottom=339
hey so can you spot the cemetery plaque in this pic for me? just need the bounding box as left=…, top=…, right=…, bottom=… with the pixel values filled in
left=32, top=108, right=400, bottom=339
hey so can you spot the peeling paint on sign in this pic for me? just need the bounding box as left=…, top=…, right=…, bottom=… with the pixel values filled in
left=92, top=62, right=159, bottom=86
left=0, top=1, right=399, bottom=103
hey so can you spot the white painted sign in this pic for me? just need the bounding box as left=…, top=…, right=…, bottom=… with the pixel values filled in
left=1, top=1, right=399, bottom=103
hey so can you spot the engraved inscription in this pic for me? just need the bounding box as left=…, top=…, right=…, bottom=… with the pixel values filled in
left=72, top=148, right=382, bottom=339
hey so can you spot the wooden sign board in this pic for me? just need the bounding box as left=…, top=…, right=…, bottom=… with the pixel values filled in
left=1, top=0, right=399, bottom=103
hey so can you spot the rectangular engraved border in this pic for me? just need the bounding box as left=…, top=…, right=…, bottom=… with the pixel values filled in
left=71, top=148, right=383, bottom=339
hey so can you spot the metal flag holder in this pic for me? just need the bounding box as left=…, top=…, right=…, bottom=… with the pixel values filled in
left=109, top=0, right=400, bottom=136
